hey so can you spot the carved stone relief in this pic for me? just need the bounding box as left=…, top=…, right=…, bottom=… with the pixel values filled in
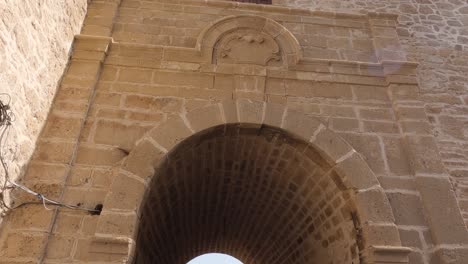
left=213, top=29, right=282, bottom=66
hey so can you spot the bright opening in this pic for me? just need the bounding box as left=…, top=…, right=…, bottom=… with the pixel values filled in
left=187, top=253, right=243, bottom=264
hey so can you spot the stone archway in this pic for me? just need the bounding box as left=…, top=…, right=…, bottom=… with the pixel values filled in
left=136, top=124, right=359, bottom=264
left=88, top=99, right=410, bottom=264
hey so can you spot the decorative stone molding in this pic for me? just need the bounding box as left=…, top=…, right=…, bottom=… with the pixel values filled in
left=361, top=246, right=412, bottom=263
left=87, top=236, right=135, bottom=263
left=155, top=15, right=303, bottom=68
left=214, top=29, right=282, bottom=66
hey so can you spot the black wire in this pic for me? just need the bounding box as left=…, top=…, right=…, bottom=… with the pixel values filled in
left=0, top=94, right=13, bottom=211
left=0, top=95, right=99, bottom=214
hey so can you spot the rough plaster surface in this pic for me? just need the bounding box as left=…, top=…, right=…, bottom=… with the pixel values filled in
left=0, top=0, right=87, bottom=215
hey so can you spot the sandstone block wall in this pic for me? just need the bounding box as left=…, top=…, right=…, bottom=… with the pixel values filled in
left=0, top=0, right=88, bottom=217
left=0, top=1, right=467, bottom=263
left=272, top=0, right=468, bottom=229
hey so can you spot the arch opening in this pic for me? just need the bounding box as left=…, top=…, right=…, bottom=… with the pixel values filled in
left=134, top=124, right=360, bottom=264
left=187, top=253, right=243, bottom=264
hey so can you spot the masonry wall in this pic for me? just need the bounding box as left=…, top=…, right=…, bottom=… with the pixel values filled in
left=0, top=1, right=467, bottom=264
left=272, top=0, right=468, bottom=228
left=0, top=0, right=88, bottom=217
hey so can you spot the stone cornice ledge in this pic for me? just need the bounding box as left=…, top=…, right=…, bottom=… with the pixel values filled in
left=103, top=39, right=419, bottom=77
left=361, top=245, right=412, bottom=263
left=296, top=58, right=418, bottom=75
left=175, top=0, right=399, bottom=20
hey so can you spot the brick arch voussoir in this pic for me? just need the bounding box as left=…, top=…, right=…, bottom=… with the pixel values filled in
left=92, top=99, right=406, bottom=263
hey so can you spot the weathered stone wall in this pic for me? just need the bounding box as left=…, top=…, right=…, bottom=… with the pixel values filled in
left=273, top=0, right=468, bottom=227
left=0, top=0, right=88, bottom=216
left=273, top=1, right=468, bottom=263
left=0, top=1, right=467, bottom=264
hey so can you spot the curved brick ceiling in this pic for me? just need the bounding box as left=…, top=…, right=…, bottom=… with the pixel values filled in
left=134, top=125, right=360, bottom=264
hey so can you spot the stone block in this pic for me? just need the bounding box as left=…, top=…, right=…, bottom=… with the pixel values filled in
left=395, top=107, right=427, bottom=120
left=118, top=68, right=152, bottom=84
left=127, top=111, right=165, bottom=122
left=95, top=108, right=126, bottom=119
left=33, top=141, right=75, bottom=163
left=81, top=216, right=98, bottom=236
left=72, top=50, right=106, bottom=61
left=74, top=36, right=112, bottom=53
left=54, top=100, right=88, bottom=114
left=93, top=120, right=151, bottom=150
left=8, top=205, right=54, bottom=231
left=61, top=75, right=97, bottom=90
left=123, top=139, right=166, bottom=180
left=221, top=100, right=239, bottom=123
left=353, top=85, right=389, bottom=101
left=355, top=188, right=396, bottom=223
left=265, top=78, right=285, bottom=95
left=12, top=182, right=62, bottom=204
left=359, top=108, right=394, bottom=121
left=387, top=192, right=426, bottom=226
left=186, top=104, right=223, bottom=132
left=163, top=48, right=205, bottom=63
left=330, top=118, right=359, bottom=132
left=321, top=105, right=356, bottom=118
left=44, top=235, right=74, bottom=259
left=400, top=121, right=432, bottom=135
left=42, top=114, right=83, bottom=140
left=399, top=229, right=423, bottom=249
left=74, top=237, right=130, bottom=262
left=92, top=169, right=113, bottom=188
left=362, top=120, right=399, bottom=134
left=23, top=163, right=68, bottom=183
left=388, top=84, right=419, bottom=101
left=124, top=95, right=182, bottom=113
left=54, top=213, right=83, bottom=235
left=66, top=165, right=92, bottom=187
left=263, top=102, right=285, bottom=128
left=361, top=223, right=402, bottom=246
left=362, top=246, right=411, bottom=264
left=416, top=176, right=468, bottom=244
left=404, top=136, right=446, bottom=174
left=283, top=110, right=321, bottom=140
left=67, top=60, right=101, bottom=79
left=379, top=177, right=417, bottom=192
left=96, top=212, right=137, bottom=237
left=149, top=116, right=193, bottom=150
left=214, top=74, right=235, bottom=91
left=2, top=232, right=46, bottom=258
left=93, top=92, right=121, bottom=106
left=105, top=173, right=146, bottom=211
left=334, top=152, right=380, bottom=190
left=153, top=71, right=214, bottom=89
left=432, top=247, right=468, bottom=264
left=312, top=129, right=353, bottom=164
left=339, top=133, right=386, bottom=175
left=55, top=86, right=93, bottom=102
left=75, top=145, right=128, bottom=166
left=235, top=75, right=265, bottom=92
left=178, top=87, right=232, bottom=100
left=62, top=187, right=108, bottom=209
left=382, top=137, right=411, bottom=176
left=237, top=99, right=264, bottom=124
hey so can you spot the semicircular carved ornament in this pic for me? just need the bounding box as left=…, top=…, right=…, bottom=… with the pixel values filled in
left=214, top=29, right=282, bottom=66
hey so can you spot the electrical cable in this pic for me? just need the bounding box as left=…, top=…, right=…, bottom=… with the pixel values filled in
left=0, top=94, right=99, bottom=214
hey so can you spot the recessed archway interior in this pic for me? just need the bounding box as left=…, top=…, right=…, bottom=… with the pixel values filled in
left=134, top=124, right=360, bottom=264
